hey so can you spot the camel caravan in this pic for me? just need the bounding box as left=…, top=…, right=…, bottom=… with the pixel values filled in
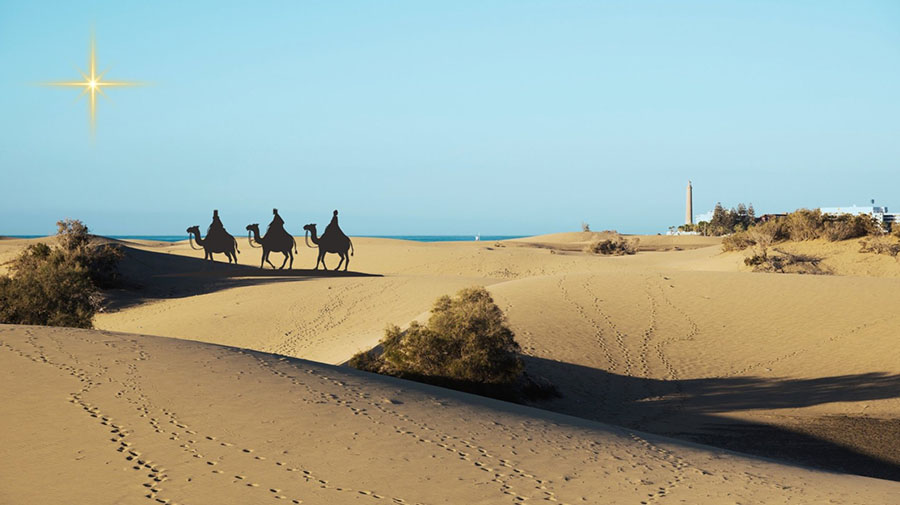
left=186, top=209, right=354, bottom=271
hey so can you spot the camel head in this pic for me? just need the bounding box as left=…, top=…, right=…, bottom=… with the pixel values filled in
left=246, top=223, right=259, bottom=232
left=302, top=223, right=317, bottom=233
left=186, top=225, right=200, bottom=235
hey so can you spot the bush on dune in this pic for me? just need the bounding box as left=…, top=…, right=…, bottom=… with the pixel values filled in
left=859, top=235, right=900, bottom=257
left=585, top=233, right=638, bottom=256
left=351, top=287, right=523, bottom=384
left=0, top=219, right=122, bottom=328
left=723, top=209, right=886, bottom=257
left=349, top=287, right=558, bottom=401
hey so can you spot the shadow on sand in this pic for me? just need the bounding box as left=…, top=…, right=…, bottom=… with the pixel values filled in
left=521, top=356, right=900, bottom=481
left=104, top=245, right=380, bottom=311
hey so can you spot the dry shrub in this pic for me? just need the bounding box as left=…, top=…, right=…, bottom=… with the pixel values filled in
left=349, top=287, right=523, bottom=385
left=785, top=209, right=824, bottom=241
left=0, top=220, right=122, bottom=328
left=859, top=236, right=900, bottom=257
left=585, top=233, right=638, bottom=255
left=823, top=214, right=879, bottom=242
left=722, top=220, right=785, bottom=252
left=745, top=249, right=829, bottom=275
left=722, top=232, right=754, bottom=252
left=0, top=244, right=98, bottom=328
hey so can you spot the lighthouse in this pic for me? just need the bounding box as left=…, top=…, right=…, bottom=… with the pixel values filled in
left=685, top=181, right=693, bottom=225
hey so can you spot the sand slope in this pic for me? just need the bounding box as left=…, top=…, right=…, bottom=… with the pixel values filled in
left=3, top=324, right=898, bottom=505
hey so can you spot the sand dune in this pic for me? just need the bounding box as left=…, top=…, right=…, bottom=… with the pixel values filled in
left=3, top=324, right=898, bottom=505
left=4, top=231, right=900, bottom=499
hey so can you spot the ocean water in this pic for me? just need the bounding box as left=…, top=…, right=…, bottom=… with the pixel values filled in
left=5, top=234, right=527, bottom=243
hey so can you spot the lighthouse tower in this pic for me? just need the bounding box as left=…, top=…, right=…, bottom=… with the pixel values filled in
left=685, top=181, right=693, bottom=225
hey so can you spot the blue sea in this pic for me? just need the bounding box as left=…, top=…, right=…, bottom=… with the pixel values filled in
left=5, top=234, right=527, bottom=243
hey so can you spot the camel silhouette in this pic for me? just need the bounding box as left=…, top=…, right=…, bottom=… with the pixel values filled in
left=186, top=225, right=240, bottom=263
left=246, top=223, right=296, bottom=270
left=303, top=223, right=354, bottom=271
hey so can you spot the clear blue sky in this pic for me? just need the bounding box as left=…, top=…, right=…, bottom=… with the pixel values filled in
left=1, top=1, right=898, bottom=235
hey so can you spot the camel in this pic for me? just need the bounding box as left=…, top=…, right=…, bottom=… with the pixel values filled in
left=246, top=223, right=296, bottom=269
left=186, top=225, right=240, bottom=263
left=303, top=223, right=354, bottom=271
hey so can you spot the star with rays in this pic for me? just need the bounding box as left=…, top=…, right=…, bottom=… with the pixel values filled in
left=43, top=32, right=143, bottom=135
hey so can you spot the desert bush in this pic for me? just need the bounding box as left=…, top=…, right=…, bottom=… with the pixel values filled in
left=783, top=209, right=824, bottom=241
left=585, top=234, right=638, bottom=255
left=859, top=236, right=900, bottom=257
left=53, top=219, right=123, bottom=287
left=0, top=245, right=98, bottom=328
left=0, top=220, right=122, bottom=328
left=745, top=249, right=829, bottom=275
left=722, top=210, right=882, bottom=254
left=721, top=232, right=755, bottom=252
left=350, top=287, right=524, bottom=385
left=581, top=222, right=591, bottom=232
left=56, top=218, right=91, bottom=251
left=823, top=214, right=879, bottom=242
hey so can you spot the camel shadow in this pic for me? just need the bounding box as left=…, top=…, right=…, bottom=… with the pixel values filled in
left=521, top=356, right=900, bottom=481
left=103, top=245, right=380, bottom=311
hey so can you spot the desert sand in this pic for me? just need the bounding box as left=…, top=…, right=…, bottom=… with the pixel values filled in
left=2, top=232, right=900, bottom=503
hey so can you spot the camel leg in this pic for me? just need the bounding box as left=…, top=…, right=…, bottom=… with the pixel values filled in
left=279, top=252, right=288, bottom=270
left=335, top=253, right=344, bottom=271
left=318, top=251, right=327, bottom=270
left=344, top=250, right=349, bottom=271
left=260, top=251, right=266, bottom=269
left=264, top=250, right=277, bottom=269
left=288, top=250, right=293, bottom=270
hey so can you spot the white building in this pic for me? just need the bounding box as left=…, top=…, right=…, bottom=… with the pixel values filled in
left=819, top=204, right=900, bottom=228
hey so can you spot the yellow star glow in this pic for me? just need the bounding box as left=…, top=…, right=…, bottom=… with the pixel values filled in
left=43, top=32, right=142, bottom=135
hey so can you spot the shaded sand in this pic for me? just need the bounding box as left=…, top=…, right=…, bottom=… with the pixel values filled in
left=3, top=324, right=898, bottom=505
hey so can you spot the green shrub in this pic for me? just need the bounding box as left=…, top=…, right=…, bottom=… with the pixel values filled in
left=0, top=220, right=122, bottom=328
left=585, top=234, right=638, bottom=255
left=0, top=245, right=97, bottom=328
left=350, top=287, right=523, bottom=385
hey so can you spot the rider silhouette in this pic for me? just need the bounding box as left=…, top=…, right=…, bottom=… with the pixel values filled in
left=207, top=209, right=226, bottom=239
left=324, top=210, right=347, bottom=239
left=266, top=208, right=286, bottom=238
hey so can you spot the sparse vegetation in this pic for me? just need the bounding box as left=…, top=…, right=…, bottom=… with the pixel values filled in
left=859, top=235, right=900, bottom=257
left=743, top=248, right=829, bottom=275
left=0, top=220, right=122, bottom=328
left=723, top=209, right=884, bottom=255
left=349, top=287, right=555, bottom=400
left=581, top=222, right=591, bottom=232
left=680, top=202, right=755, bottom=236
left=585, top=233, right=638, bottom=255
left=351, top=287, right=523, bottom=383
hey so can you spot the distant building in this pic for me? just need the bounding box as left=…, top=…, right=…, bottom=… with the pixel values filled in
left=756, top=213, right=786, bottom=223
left=819, top=203, right=900, bottom=228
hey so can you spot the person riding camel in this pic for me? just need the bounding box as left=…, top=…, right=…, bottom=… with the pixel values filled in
left=323, top=210, right=347, bottom=240
left=207, top=209, right=226, bottom=240
left=265, top=208, right=287, bottom=240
